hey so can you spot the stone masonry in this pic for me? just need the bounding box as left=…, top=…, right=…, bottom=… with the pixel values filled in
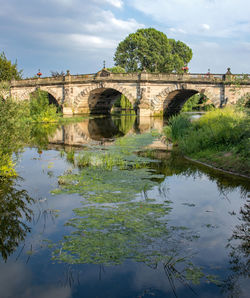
left=10, top=69, right=250, bottom=116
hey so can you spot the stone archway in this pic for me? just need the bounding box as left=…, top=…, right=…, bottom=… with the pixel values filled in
left=154, top=83, right=221, bottom=116
left=163, top=89, right=198, bottom=116
left=73, top=83, right=135, bottom=114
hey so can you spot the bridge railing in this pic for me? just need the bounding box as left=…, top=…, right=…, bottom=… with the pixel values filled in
left=10, top=72, right=250, bottom=87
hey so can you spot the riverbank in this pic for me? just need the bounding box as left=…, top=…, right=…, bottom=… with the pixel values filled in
left=163, top=107, right=250, bottom=178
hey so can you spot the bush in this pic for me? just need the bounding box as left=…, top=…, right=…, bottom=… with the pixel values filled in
left=29, top=89, right=60, bottom=122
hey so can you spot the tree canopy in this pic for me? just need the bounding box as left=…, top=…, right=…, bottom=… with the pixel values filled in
left=107, top=66, right=126, bottom=73
left=0, top=52, right=22, bottom=81
left=114, top=28, right=192, bottom=73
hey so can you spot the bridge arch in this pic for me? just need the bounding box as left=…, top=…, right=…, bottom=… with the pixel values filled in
left=154, top=84, right=220, bottom=116
left=73, top=83, right=135, bottom=114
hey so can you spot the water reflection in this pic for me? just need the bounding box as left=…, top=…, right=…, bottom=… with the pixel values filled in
left=143, top=151, right=250, bottom=197
left=49, top=115, right=164, bottom=146
left=0, top=178, right=34, bottom=261
left=0, top=114, right=249, bottom=297
left=222, top=201, right=250, bottom=297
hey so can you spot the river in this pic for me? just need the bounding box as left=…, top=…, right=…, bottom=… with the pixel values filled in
left=0, top=115, right=249, bottom=298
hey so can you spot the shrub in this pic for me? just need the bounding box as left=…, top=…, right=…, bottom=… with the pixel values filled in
left=29, top=89, right=59, bottom=122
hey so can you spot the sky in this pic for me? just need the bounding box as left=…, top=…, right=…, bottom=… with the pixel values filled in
left=0, top=0, right=249, bottom=77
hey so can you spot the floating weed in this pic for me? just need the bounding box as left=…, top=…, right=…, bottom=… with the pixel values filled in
left=203, top=224, right=218, bottom=229
left=182, top=203, right=196, bottom=207
left=50, top=131, right=221, bottom=288
left=77, top=152, right=127, bottom=170
left=53, top=167, right=164, bottom=203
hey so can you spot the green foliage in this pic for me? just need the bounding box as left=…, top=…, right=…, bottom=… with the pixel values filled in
left=0, top=86, right=61, bottom=178
left=236, top=93, right=250, bottom=110
left=0, top=97, right=30, bottom=179
left=29, top=123, right=59, bottom=150
left=182, top=93, right=212, bottom=112
left=120, top=94, right=132, bottom=109
left=114, top=28, right=192, bottom=73
left=0, top=52, right=22, bottom=81
left=29, top=89, right=60, bottom=122
left=107, top=66, right=126, bottom=73
left=113, top=113, right=136, bottom=134
left=113, top=94, right=133, bottom=109
left=182, top=94, right=200, bottom=112
left=0, top=154, right=17, bottom=179
left=164, top=114, right=192, bottom=142
left=164, top=108, right=250, bottom=175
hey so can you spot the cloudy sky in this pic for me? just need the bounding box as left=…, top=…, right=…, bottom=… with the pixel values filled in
left=0, top=0, right=249, bottom=77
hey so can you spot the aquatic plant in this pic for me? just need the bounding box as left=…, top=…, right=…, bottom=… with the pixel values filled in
left=49, top=132, right=220, bottom=291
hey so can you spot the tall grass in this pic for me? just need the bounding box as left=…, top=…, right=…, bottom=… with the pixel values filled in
left=165, top=107, right=250, bottom=159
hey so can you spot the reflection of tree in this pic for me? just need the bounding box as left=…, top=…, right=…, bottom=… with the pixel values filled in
left=222, top=201, right=250, bottom=297
left=112, top=113, right=136, bottom=135
left=0, top=179, right=34, bottom=261
left=144, top=151, right=250, bottom=198
left=29, top=123, right=59, bottom=150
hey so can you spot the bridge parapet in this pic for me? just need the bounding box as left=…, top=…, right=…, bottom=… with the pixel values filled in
left=11, top=72, right=250, bottom=88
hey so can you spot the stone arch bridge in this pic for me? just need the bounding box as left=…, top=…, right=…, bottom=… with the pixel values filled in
left=10, top=69, right=250, bottom=116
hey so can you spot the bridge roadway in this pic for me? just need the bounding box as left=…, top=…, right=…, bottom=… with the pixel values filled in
left=10, top=69, right=250, bottom=116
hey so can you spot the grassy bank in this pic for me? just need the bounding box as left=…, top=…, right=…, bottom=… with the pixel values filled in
left=164, top=107, right=250, bottom=177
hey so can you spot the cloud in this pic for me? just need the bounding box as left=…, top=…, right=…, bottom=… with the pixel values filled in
left=69, top=34, right=116, bottom=49
left=201, top=24, right=210, bottom=31
left=1, top=0, right=249, bottom=75
left=104, top=0, right=124, bottom=8
left=83, top=10, right=144, bottom=34
left=0, top=0, right=145, bottom=75
left=169, top=28, right=186, bottom=34
left=128, top=0, right=250, bottom=38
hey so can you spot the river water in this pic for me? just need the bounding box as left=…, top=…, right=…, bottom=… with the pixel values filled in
left=0, top=115, right=249, bottom=298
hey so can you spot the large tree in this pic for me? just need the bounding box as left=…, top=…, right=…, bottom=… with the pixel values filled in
left=0, top=52, right=22, bottom=81
left=114, top=28, right=192, bottom=73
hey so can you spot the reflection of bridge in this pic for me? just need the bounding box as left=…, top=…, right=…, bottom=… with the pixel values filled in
left=10, top=69, right=250, bottom=116
left=49, top=116, right=164, bottom=146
